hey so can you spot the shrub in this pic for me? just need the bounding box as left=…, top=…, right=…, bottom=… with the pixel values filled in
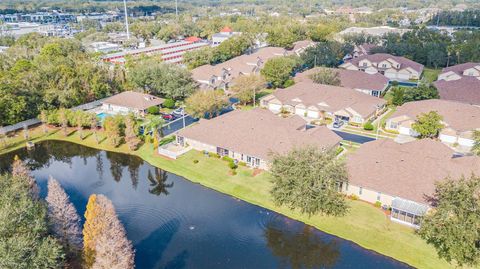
left=349, top=194, right=359, bottom=200
left=159, top=136, right=175, bottom=146
left=374, top=201, right=382, bottom=208
left=238, top=161, right=247, bottom=167
left=193, top=159, right=199, bottom=164
left=283, top=79, right=295, bottom=88
left=208, top=152, right=220, bottom=158
left=228, top=161, right=238, bottom=170
left=363, top=121, right=374, bottom=131
left=230, top=169, right=237, bottom=176
left=222, top=156, right=234, bottom=162
left=162, top=99, right=175, bottom=109
left=147, top=106, right=160, bottom=115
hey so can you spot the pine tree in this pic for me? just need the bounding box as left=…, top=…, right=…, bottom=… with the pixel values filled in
left=83, top=194, right=102, bottom=268
left=92, top=195, right=135, bottom=269
left=83, top=194, right=134, bottom=268
left=46, top=178, right=82, bottom=255
left=91, top=114, right=99, bottom=144
left=11, top=155, right=39, bottom=199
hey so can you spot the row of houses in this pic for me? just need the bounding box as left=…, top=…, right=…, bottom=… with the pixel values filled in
left=173, top=105, right=480, bottom=227
left=191, top=40, right=316, bottom=90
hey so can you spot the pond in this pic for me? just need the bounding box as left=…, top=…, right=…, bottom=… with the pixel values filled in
left=0, top=141, right=411, bottom=269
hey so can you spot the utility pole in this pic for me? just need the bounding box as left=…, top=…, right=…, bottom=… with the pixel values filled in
left=123, top=0, right=130, bottom=40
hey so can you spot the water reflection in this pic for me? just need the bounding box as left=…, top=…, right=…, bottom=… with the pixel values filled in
left=265, top=224, right=340, bottom=269
left=147, top=168, right=174, bottom=196
left=0, top=141, right=411, bottom=269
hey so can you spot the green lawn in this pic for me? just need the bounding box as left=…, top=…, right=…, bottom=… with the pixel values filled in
left=0, top=127, right=454, bottom=269
left=423, top=68, right=441, bottom=83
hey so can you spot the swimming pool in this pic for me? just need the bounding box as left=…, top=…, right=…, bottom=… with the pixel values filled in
left=96, top=112, right=113, bottom=121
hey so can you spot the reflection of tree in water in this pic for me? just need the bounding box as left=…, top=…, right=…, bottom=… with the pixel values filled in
left=147, top=168, right=173, bottom=196
left=265, top=224, right=340, bottom=269
left=127, top=157, right=144, bottom=189
left=96, top=153, right=104, bottom=181
left=106, top=152, right=130, bottom=182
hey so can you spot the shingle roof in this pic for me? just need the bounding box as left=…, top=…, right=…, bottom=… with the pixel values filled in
left=271, top=81, right=386, bottom=118
left=434, top=76, right=480, bottom=106
left=347, top=139, right=480, bottom=204
left=441, top=62, right=480, bottom=75
left=348, top=53, right=424, bottom=73
left=178, top=108, right=342, bottom=160
left=191, top=47, right=287, bottom=86
left=295, top=68, right=389, bottom=92
left=390, top=99, right=480, bottom=132
left=102, top=91, right=164, bottom=110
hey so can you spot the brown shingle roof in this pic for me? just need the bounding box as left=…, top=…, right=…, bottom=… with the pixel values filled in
left=434, top=76, right=480, bottom=106
left=441, top=62, right=480, bottom=75
left=347, top=139, right=480, bottom=204
left=390, top=99, right=480, bottom=132
left=191, top=47, right=287, bottom=85
left=295, top=68, right=389, bottom=92
left=103, top=91, right=164, bottom=110
left=272, top=81, right=386, bottom=118
left=348, top=53, right=424, bottom=73
left=178, top=108, right=342, bottom=160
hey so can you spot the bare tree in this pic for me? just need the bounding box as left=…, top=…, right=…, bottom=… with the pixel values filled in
left=59, top=108, right=69, bottom=136
left=46, top=177, right=83, bottom=255
left=11, top=155, right=39, bottom=198
left=90, top=114, right=99, bottom=144
left=39, top=110, right=49, bottom=134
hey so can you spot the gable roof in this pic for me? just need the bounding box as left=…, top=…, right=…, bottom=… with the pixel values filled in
left=347, top=53, right=424, bottom=73
left=178, top=108, right=342, bottom=160
left=102, top=91, right=164, bottom=110
left=271, top=81, right=386, bottom=118
left=434, top=76, right=480, bottom=106
left=347, top=139, right=480, bottom=204
left=295, top=68, right=389, bottom=92
left=390, top=99, right=480, bottom=132
left=191, top=47, right=286, bottom=87
left=441, top=62, right=480, bottom=75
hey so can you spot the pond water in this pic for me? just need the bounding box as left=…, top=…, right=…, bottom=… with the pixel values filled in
left=0, top=141, right=411, bottom=269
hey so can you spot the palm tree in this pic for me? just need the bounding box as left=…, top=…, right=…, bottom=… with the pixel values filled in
left=147, top=168, right=173, bottom=196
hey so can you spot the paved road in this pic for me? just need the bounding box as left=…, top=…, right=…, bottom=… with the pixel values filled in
left=333, top=130, right=376, bottom=144
left=162, top=115, right=198, bottom=136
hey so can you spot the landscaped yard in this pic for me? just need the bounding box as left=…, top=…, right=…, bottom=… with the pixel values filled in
left=0, top=126, right=453, bottom=269
left=423, top=68, right=441, bottom=83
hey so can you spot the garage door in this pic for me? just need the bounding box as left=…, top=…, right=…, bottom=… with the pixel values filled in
left=295, top=108, right=306, bottom=116
left=399, top=126, right=411, bottom=135
left=268, top=103, right=282, bottom=112
left=458, top=137, right=474, bottom=147
left=439, top=134, right=457, bottom=144
left=307, top=110, right=319, bottom=118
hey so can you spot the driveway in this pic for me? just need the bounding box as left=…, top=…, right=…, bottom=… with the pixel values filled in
left=333, top=130, right=376, bottom=144
left=161, top=115, right=198, bottom=136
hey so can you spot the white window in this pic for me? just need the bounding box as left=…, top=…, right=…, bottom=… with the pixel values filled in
left=359, top=187, right=363, bottom=195
left=377, top=192, right=381, bottom=201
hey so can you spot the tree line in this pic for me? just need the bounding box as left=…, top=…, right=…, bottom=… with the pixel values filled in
left=1, top=157, right=134, bottom=268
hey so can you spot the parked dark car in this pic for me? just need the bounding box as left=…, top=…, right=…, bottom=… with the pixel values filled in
left=333, top=120, right=344, bottom=129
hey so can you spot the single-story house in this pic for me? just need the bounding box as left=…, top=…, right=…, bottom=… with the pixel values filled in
left=434, top=62, right=480, bottom=106
left=101, top=91, right=165, bottom=116
left=260, top=81, right=386, bottom=125
left=176, top=108, right=342, bottom=170
left=346, top=139, right=480, bottom=227
left=385, top=99, right=480, bottom=147
left=295, top=67, right=390, bottom=97
left=339, top=53, right=424, bottom=81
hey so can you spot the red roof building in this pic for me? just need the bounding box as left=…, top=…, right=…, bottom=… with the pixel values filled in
left=220, top=26, right=233, bottom=33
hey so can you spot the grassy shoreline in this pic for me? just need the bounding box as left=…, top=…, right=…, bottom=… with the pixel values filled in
left=0, top=127, right=452, bottom=269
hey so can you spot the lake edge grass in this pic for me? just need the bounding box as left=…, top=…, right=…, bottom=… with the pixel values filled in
left=0, top=127, right=453, bottom=269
